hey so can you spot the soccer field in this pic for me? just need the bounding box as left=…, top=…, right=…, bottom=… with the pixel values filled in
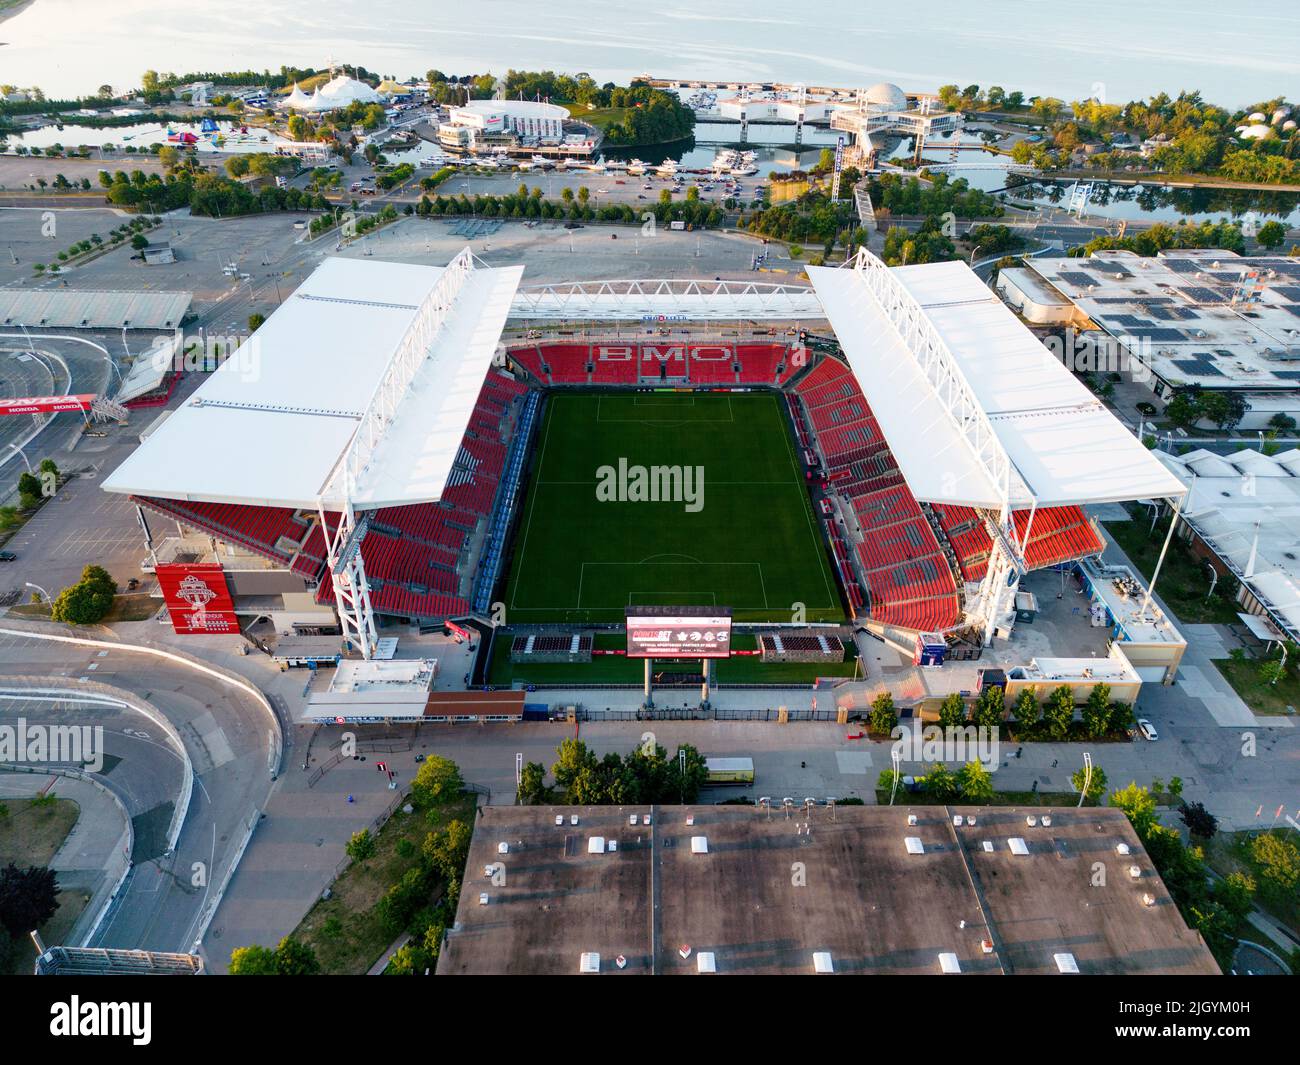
left=502, top=392, right=845, bottom=624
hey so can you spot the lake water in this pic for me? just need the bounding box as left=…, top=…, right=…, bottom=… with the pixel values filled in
left=2, top=0, right=1296, bottom=107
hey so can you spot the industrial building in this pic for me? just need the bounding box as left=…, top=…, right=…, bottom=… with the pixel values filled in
left=438, top=805, right=1219, bottom=975
left=997, top=250, right=1300, bottom=427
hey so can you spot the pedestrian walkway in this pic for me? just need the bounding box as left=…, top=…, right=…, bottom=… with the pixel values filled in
left=1100, top=527, right=1287, bottom=729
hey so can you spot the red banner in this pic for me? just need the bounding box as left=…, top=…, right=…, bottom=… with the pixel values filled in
left=0, top=394, right=96, bottom=416
left=156, top=563, right=240, bottom=634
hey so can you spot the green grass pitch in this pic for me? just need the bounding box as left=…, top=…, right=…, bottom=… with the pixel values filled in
left=501, top=391, right=846, bottom=624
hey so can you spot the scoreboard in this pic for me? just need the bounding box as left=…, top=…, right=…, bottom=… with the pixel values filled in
left=625, top=606, right=732, bottom=659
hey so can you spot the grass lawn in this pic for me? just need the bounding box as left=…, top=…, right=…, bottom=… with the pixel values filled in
left=488, top=631, right=859, bottom=686
left=291, top=795, right=475, bottom=975
left=1212, top=657, right=1300, bottom=716
left=579, top=107, right=632, bottom=131
left=1204, top=830, right=1300, bottom=938
left=1103, top=512, right=1241, bottom=625
left=503, top=392, right=843, bottom=625
left=0, top=796, right=79, bottom=866
left=8, top=593, right=159, bottom=624
left=0, top=795, right=88, bottom=975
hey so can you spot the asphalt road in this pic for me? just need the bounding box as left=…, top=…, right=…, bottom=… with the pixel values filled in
left=0, top=630, right=278, bottom=953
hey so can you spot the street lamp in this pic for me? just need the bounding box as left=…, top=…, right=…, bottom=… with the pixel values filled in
left=25, top=581, right=50, bottom=604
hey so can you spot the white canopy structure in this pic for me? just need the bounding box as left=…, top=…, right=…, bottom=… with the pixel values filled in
left=102, top=254, right=522, bottom=511
left=806, top=257, right=1186, bottom=510
left=278, top=75, right=383, bottom=112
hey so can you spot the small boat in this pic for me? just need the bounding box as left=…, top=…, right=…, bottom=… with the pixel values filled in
left=626, top=159, right=647, bottom=175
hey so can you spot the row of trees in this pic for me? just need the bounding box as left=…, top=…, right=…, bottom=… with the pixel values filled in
left=865, top=683, right=1134, bottom=743
left=415, top=188, right=726, bottom=229
left=517, top=738, right=709, bottom=807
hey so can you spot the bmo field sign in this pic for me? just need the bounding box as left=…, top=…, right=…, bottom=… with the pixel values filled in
left=625, top=606, right=733, bottom=659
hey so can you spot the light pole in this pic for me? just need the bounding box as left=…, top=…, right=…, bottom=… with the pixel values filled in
left=25, top=581, right=50, bottom=604
left=889, top=747, right=901, bottom=806
left=1077, top=752, right=1092, bottom=808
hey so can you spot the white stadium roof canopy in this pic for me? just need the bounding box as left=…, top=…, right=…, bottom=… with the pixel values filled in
left=807, top=259, right=1186, bottom=509
left=102, top=255, right=522, bottom=511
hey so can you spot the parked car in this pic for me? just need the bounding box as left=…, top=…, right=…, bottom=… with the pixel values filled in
left=1137, top=718, right=1158, bottom=741
left=0, top=551, right=15, bottom=562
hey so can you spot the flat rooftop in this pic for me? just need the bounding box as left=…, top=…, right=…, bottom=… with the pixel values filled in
left=439, top=805, right=1218, bottom=975
left=1026, top=251, right=1300, bottom=391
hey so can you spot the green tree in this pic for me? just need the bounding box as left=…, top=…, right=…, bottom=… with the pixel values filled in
left=272, top=936, right=320, bottom=975
left=345, top=828, right=376, bottom=864
left=957, top=759, right=994, bottom=803
left=228, top=943, right=277, bottom=975
left=923, top=763, right=959, bottom=802
left=938, top=692, right=966, bottom=728
left=17, top=472, right=40, bottom=499
left=1013, top=687, right=1039, bottom=731
left=423, top=820, right=472, bottom=882
left=868, top=691, right=898, bottom=736
left=1081, top=683, right=1112, bottom=738
left=1213, top=871, right=1255, bottom=921
left=50, top=565, right=117, bottom=625
left=518, top=761, right=548, bottom=804
left=972, top=685, right=1006, bottom=730
left=1042, top=685, right=1075, bottom=740
left=665, top=744, right=709, bottom=804
left=1109, top=781, right=1159, bottom=839
left=1109, top=700, right=1135, bottom=735
left=248, top=313, right=266, bottom=332
left=1256, top=220, right=1287, bottom=249
left=1071, top=764, right=1108, bottom=804
left=1248, top=831, right=1300, bottom=905
left=0, top=862, right=59, bottom=937
left=409, top=755, right=463, bottom=809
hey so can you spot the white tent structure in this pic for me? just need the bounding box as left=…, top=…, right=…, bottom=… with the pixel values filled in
left=278, top=75, right=383, bottom=113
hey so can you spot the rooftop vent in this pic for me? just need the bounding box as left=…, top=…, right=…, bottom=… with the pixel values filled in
left=629, top=814, right=638, bottom=825
left=690, top=836, right=709, bottom=854
left=587, top=836, right=606, bottom=854
left=1116, top=842, right=1131, bottom=855
left=981, top=939, right=994, bottom=954
left=968, top=815, right=977, bottom=826
left=982, top=841, right=995, bottom=852
left=1025, top=815, right=1037, bottom=827
left=1142, top=893, right=1156, bottom=907
left=907, top=814, right=918, bottom=826
left=904, top=837, right=925, bottom=855
left=1008, top=837, right=1030, bottom=855
left=579, top=952, right=600, bottom=974
left=697, top=952, right=717, bottom=973
left=938, top=952, right=962, bottom=974
left=813, top=951, right=834, bottom=974
left=953, top=815, right=963, bottom=826
left=1128, top=864, right=1142, bottom=879
left=1041, top=815, right=1052, bottom=827
left=570, top=815, right=579, bottom=826
left=478, top=893, right=489, bottom=905
left=615, top=955, right=628, bottom=969
left=1054, top=952, right=1080, bottom=974
left=555, top=815, right=564, bottom=825
left=497, top=842, right=508, bottom=854
left=678, top=944, right=692, bottom=959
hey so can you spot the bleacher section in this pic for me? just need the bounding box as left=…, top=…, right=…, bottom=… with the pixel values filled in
left=138, top=370, right=532, bottom=626
left=794, top=356, right=960, bottom=633
left=931, top=503, right=1104, bottom=580
left=508, top=343, right=796, bottom=388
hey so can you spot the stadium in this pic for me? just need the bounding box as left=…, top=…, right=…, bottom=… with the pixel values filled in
left=100, top=246, right=1186, bottom=699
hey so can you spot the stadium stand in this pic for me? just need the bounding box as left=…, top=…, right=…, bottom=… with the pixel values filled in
left=795, top=355, right=960, bottom=632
